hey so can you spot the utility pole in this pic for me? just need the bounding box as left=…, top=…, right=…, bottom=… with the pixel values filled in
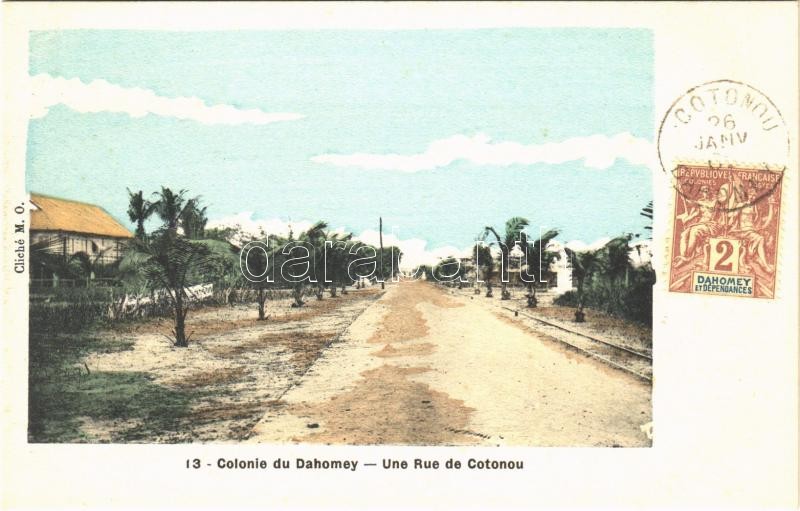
left=379, top=217, right=385, bottom=289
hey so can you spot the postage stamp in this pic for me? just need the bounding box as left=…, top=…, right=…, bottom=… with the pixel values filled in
left=658, top=80, right=789, bottom=299
left=668, top=164, right=782, bottom=298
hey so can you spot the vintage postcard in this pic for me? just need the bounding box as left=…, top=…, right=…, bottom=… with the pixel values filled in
left=1, top=3, right=797, bottom=510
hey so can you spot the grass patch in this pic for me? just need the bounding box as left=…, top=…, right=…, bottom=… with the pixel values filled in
left=28, top=333, right=201, bottom=443
left=29, top=370, right=200, bottom=443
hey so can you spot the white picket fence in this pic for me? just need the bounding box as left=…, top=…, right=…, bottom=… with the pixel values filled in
left=109, top=283, right=214, bottom=318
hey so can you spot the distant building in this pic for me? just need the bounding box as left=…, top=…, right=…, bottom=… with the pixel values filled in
left=545, top=240, right=573, bottom=295
left=30, top=193, right=133, bottom=266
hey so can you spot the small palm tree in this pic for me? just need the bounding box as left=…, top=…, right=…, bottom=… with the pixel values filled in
left=339, top=240, right=370, bottom=294
left=472, top=243, right=495, bottom=297
left=434, top=257, right=465, bottom=286
left=564, top=247, right=602, bottom=322
left=316, top=231, right=353, bottom=298
left=284, top=221, right=328, bottom=307
left=126, top=189, right=156, bottom=239
left=483, top=217, right=529, bottom=300
left=69, top=244, right=113, bottom=286
left=128, top=229, right=218, bottom=347
left=240, top=236, right=281, bottom=320
left=521, top=228, right=560, bottom=308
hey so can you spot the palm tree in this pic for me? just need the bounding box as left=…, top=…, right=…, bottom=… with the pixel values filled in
left=128, top=228, right=218, bottom=347
left=240, top=236, right=281, bottom=320
left=69, top=244, right=113, bottom=286
left=473, top=243, right=495, bottom=297
left=126, top=189, right=156, bottom=239
left=521, top=228, right=560, bottom=308
left=317, top=231, right=354, bottom=298
left=336, top=240, right=359, bottom=294
left=603, top=234, right=634, bottom=286
left=181, top=202, right=208, bottom=239
left=434, top=257, right=465, bottom=286
left=640, top=201, right=653, bottom=238
left=483, top=217, right=529, bottom=300
left=318, top=230, right=354, bottom=300
left=284, top=221, right=328, bottom=307
left=564, top=247, right=602, bottom=322
left=339, top=239, right=372, bottom=294
left=152, top=187, right=195, bottom=233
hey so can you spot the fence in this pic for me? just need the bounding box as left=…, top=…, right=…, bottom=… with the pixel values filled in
left=30, top=278, right=121, bottom=290
left=30, top=283, right=215, bottom=332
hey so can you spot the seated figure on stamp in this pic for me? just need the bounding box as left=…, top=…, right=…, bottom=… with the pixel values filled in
left=728, top=186, right=776, bottom=273
left=674, top=184, right=728, bottom=266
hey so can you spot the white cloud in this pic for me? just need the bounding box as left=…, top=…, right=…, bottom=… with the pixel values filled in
left=355, top=229, right=465, bottom=270
left=312, top=132, right=656, bottom=172
left=206, top=212, right=320, bottom=245
left=564, top=237, right=612, bottom=253
left=29, top=73, right=304, bottom=125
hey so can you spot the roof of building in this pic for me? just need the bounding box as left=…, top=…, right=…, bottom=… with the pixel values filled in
left=30, top=193, right=133, bottom=239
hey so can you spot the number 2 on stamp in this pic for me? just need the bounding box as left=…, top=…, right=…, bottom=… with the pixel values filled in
left=710, top=238, right=739, bottom=273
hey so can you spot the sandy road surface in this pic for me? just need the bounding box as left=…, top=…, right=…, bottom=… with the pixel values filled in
left=249, top=281, right=652, bottom=447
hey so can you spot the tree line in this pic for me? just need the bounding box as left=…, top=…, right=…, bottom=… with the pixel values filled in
left=32, top=187, right=401, bottom=347
left=429, top=208, right=655, bottom=326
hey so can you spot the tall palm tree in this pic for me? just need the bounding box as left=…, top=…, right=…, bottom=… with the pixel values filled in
left=182, top=202, right=208, bottom=239
left=640, top=201, right=653, bottom=238
left=603, top=234, right=634, bottom=286
left=127, top=189, right=156, bottom=239
left=521, top=228, right=560, bottom=308
left=483, top=217, right=529, bottom=300
left=152, top=187, right=195, bottom=232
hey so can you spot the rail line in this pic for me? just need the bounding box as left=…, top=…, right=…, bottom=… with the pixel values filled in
left=499, top=305, right=652, bottom=383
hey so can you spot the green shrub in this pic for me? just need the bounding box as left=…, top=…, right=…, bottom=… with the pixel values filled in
left=553, top=268, right=655, bottom=326
left=553, top=290, right=578, bottom=307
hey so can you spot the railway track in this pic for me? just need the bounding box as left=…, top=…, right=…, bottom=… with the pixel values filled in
left=440, top=285, right=653, bottom=382
left=498, top=305, right=653, bottom=382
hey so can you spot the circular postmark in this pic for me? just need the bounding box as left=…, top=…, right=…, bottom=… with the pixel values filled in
left=657, top=79, right=789, bottom=210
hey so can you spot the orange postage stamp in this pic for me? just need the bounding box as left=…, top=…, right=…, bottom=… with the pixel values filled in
left=668, top=164, right=782, bottom=298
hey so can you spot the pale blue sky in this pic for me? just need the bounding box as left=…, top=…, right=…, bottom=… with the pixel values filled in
left=27, top=29, right=653, bottom=249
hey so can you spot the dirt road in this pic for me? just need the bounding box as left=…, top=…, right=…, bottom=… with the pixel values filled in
left=250, top=281, right=652, bottom=447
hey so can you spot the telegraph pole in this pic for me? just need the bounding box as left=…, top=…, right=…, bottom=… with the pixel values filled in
left=379, top=217, right=385, bottom=289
